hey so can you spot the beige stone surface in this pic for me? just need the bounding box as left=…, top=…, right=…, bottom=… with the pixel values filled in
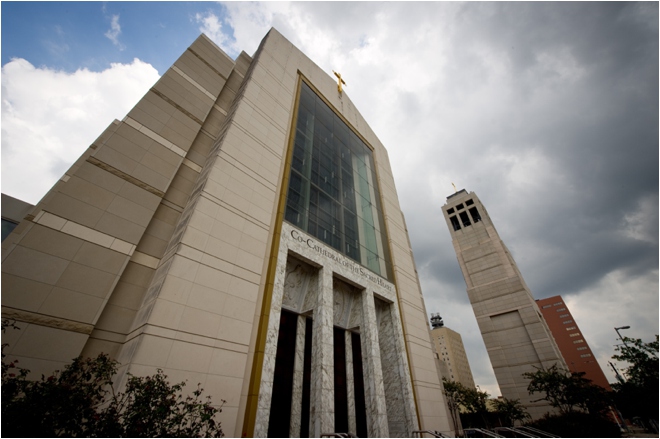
left=3, top=322, right=88, bottom=375
left=2, top=274, right=54, bottom=312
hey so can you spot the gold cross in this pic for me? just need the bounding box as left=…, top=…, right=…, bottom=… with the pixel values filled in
left=333, top=70, right=346, bottom=94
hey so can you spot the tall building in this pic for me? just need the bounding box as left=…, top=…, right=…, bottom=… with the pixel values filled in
left=429, top=314, right=476, bottom=389
left=1, top=29, right=453, bottom=437
left=536, top=296, right=611, bottom=390
left=442, top=189, right=567, bottom=419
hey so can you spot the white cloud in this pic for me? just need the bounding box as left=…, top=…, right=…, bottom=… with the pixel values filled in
left=223, top=2, right=291, bottom=55
left=2, top=2, right=656, bottom=400
left=195, top=12, right=233, bottom=54
left=195, top=3, right=295, bottom=58
left=105, top=14, right=125, bottom=50
left=1, top=58, right=160, bottom=204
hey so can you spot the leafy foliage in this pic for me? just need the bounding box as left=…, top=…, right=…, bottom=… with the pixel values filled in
left=442, top=378, right=499, bottom=428
left=114, top=369, right=223, bottom=437
left=523, top=364, right=610, bottom=416
left=2, top=320, right=224, bottom=437
left=612, top=335, right=658, bottom=388
left=611, top=335, right=659, bottom=426
left=442, top=378, right=464, bottom=431
left=461, top=385, right=490, bottom=416
left=442, top=378, right=531, bottom=429
left=442, top=378, right=490, bottom=414
left=490, top=398, right=531, bottom=427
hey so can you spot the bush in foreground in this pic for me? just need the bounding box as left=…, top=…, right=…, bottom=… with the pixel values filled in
left=2, top=323, right=224, bottom=437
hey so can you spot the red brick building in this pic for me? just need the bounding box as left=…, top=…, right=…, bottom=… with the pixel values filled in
left=537, top=295, right=611, bottom=390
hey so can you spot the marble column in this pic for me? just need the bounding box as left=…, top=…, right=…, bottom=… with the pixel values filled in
left=388, top=301, right=419, bottom=434
left=345, top=331, right=356, bottom=436
left=311, top=267, right=334, bottom=437
left=253, top=241, right=289, bottom=437
left=376, top=299, right=419, bottom=437
left=360, top=290, right=389, bottom=437
left=290, top=315, right=308, bottom=437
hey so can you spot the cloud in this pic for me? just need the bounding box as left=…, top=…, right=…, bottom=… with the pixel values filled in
left=194, top=3, right=295, bottom=59
left=195, top=11, right=233, bottom=54
left=105, top=14, right=125, bottom=50
left=2, top=1, right=656, bottom=398
left=1, top=58, right=160, bottom=204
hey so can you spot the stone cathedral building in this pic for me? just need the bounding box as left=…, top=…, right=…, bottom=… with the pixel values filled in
left=442, top=189, right=568, bottom=420
left=2, top=29, right=453, bottom=437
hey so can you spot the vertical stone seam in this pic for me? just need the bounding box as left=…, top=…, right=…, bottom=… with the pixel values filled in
left=241, top=46, right=301, bottom=437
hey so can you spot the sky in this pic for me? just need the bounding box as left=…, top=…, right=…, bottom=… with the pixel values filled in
left=2, top=2, right=658, bottom=399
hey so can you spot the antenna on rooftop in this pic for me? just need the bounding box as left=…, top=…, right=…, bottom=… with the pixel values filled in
left=430, top=313, right=444, bottom=328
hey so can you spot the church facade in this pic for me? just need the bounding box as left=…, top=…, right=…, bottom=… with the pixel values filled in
left=2, top=29, right=452, bottom=437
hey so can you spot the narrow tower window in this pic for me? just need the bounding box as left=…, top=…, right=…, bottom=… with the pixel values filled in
left=468, top=206, right=482, bottom=223
left=450, top=215, right=461, bottom=231
left=459, top=211, right=471, bottom=227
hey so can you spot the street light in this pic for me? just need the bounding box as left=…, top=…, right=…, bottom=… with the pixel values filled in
left=612, top=326, right=633, bottom=435
left=614, top=325, right=631, bottom=347
left=609, top=361, right=625, bottom=383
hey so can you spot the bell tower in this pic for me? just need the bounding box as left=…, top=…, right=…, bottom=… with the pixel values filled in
left=442, top=189, right=567, bottom=419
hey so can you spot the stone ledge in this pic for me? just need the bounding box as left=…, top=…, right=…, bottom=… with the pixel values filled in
left=1, top=306, right=94, bottom=335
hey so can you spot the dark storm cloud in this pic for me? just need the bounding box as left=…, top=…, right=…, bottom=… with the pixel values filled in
left=415, top=2, right=658, bottom=297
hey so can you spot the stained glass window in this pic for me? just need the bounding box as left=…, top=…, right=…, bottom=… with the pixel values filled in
left=285, top=81, right=392, bottom=279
